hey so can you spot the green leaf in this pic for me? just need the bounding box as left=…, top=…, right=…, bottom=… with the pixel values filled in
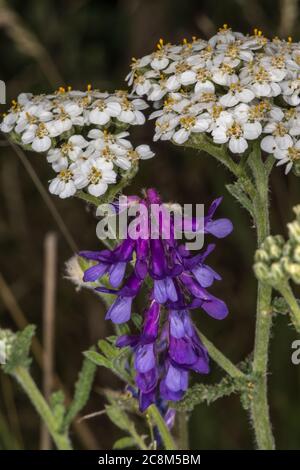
left=83, top=350, right=111, bottom=368
left=50, top=391, right=66, bottom=428
left=113, top=437, right=136, bottom=449
left=105, top=404, right=132, bottom=431
left=3, top=325, right=35, bottom=374
left=63, top=351, right=97, bottom=430
left=98, top=339, right=118, bottom=359
left=131, top=313, right=143, bottom=330
left=226, top=181, right=253, bottom=216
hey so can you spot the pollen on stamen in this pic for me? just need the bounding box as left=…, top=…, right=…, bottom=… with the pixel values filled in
left=156, top=38, right=164, bottom=50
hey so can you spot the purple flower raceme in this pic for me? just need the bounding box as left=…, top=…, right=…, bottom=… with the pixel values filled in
left=80, top=188, right=233, bottom=411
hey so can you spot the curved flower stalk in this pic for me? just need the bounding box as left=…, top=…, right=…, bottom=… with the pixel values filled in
left=1, top=87, right=154, bottom=199
left=127, top=26, right=300, bottom=175
left=80, top=188, right=233, bottom=412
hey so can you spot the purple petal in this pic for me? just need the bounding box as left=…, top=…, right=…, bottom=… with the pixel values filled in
left=105, top=296, right=133, bottom=323
left=116, top=238, right=135, bottom=261
left=205, top=218, right=233, bottom=238
left=160, top=380, right=184, bottom=401
left=150, top=239, right=166, bottom=278
left=164, top=408, right=176, bottom=430
left=83, top=263, right=108, bottom=282
left=169, top=310, right=187, bottom=339
left=164, top=364, right=188, bottom=393
left=136, top=368, right=158, bottom=393
left=169, top=336, right=198, bottom=365
left=143, top=300, right=160, bottom=341
left=109, top=262, right=126, bottom=287
left=192, top=265, right=220, bottom=288
left=202, top=295, right=228, bottom=319
left=120, top=273, right=142, bottom=296
left=116, top=334, right=139, bottom=348
left=165, top=277, right=178, bottom=302
left=134, top=343, right=156, bottom=373
left=139, top=390, right=156, bottom=412
left=154, top=279, right=167, bottom=304
left=206, top=197, right=223, bottom=219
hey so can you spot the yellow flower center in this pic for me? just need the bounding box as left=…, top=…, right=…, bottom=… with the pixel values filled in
left=36, top=123, right=49, bottom=138
left=288, top=147, right=300, bottom=161
left=102, top=146, right=115, bottom=161
left=254, top=67, right=270, bottom=83
left=127, top=150, right=139, bottom=161
left=274, top=123, right=287, bottom=137
left=88, top=167, right=102, bottom=184
left=60, top=142, right=74, bottom=155
left=59, top=169, right=73, bottom=182
left=227, top=122, right=242, bottom=138
left=211, top=105, right=223, bottom=119
left=179, top=116, right=196, bottom=130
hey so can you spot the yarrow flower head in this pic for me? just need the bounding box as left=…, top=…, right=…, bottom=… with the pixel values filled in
left=1, top=87, right=154, bottom=198
left=127, top=27, right=300, bottom=174
left=80, top=189, right=233, bottom=411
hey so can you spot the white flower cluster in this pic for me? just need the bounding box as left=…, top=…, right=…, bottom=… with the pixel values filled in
left=127, top=26, right=300, bottom=174
left=1, top=87, right=154, bottom=198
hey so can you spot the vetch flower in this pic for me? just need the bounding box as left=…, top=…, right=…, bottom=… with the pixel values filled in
left=81, top=188, right=232, bottom=410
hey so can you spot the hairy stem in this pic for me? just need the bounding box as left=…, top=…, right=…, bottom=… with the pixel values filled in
left=250, top=145, right=275, bottom=450
left=13, top=367, right=72, bottom=450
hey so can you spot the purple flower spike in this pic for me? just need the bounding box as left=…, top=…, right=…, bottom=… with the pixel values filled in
left=81, top=189, right=232, bottom=410
left=160, top=363, right=188, bottom=401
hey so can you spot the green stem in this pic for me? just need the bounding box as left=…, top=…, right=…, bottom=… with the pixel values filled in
left=177, top=412, right=189, bottom=450
left=250, top=145, right=275, bottom=450
left=148, top=404, right=177, bottom=450
left=278, top=283, right=300, bottom=333
left=197, top=329, right=245, bottom=379
left=13, top=367, right=72, bottom=450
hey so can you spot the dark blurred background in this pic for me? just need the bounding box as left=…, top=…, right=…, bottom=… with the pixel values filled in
left=0, top=0, right=300, bottom=450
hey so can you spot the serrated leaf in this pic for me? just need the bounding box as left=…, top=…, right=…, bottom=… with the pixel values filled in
left=83, top=350, right=111, bottom=368
left=50, top=391, right=66, bottom=428
left=98, top=339, right=118, bottom=359
left=226, top=182, right=253, bottom=216
left=3, top=325, right=35, bottom=374
left=63, top=351, right=97, bottom=430
left=113, top=437, right=136, bottom=449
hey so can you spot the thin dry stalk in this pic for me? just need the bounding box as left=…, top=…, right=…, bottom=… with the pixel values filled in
left=40, top=232, right=58, bottom=450
left=6, top=138, right=78, bottom=253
